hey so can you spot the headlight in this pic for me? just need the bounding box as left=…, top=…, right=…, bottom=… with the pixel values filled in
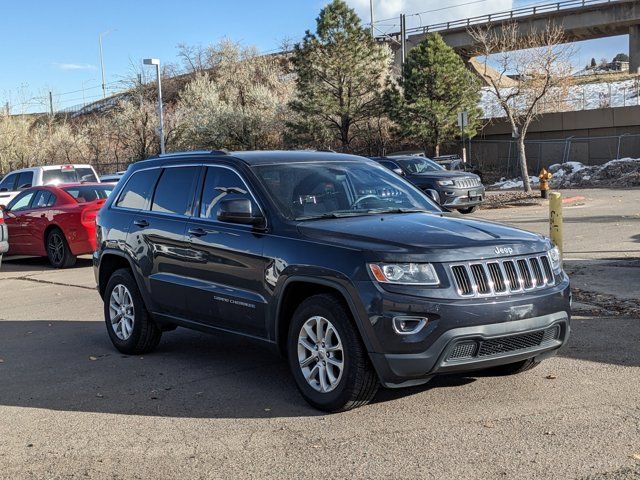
left=437, top=180, right=455, bottom=186
left=548, top=246, right=562, bottom=273
left=369, top=263, right=439, bottom=285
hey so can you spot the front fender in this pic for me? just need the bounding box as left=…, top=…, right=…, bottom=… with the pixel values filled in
left=271, top=270, right=377, bottom=354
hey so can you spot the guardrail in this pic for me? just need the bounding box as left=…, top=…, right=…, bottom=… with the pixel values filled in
left=395, top=0, right=620, bottom=37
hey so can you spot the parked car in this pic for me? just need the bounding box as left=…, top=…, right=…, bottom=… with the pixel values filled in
left=0, top=209, right=8, bottom=268
left=100, top=171, right=127, bottom=183
left=94, top=150, right=570, bottom=412
left=371, top=155, right=485, bottom=214
left=0, top=164, right=100, bottom=206
left=433, top=154, right=484, bottom=181
left=2, top=183, right=114, bottom=268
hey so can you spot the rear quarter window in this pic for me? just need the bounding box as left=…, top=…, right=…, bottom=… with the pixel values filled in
left=116, top=169, right=161, bottom=210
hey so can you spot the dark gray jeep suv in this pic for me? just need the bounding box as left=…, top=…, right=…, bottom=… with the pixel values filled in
left=94, top=150, right=570, bottom=412
left=372, top=156, right=485, bottom=214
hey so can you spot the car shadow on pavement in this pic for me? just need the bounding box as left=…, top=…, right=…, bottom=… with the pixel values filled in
left=0, top=312, right=637, bottom=418
left=1, top=256, right=93, bottom=272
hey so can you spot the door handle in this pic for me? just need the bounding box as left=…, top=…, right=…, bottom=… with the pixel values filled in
left=188, top=227, right=207, bottom=237
left=133, top=219, right=149, bottom=228
left=40, top=214, right=46, bottom=218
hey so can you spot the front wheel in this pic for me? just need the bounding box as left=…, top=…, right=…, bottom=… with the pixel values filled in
left=287, top=294, right=379, bottom=412
left=457, top=206, right=478, bottom=214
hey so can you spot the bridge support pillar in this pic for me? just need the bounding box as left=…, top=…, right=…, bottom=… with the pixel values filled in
left=631, top=25, right=640, bottom=74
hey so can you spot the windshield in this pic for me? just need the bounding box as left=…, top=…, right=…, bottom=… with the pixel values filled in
left=252, top=161, right=440, bottom=220
left=63, top=185, right=114, bottom=203
left=396, top=157, right=444, bottom=174
left=43, top=167, right=98, bottom=185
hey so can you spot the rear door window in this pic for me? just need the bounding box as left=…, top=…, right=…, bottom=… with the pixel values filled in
left=151, top=167, right=200, bottom=216
left=32, top=190, right=56, bottom=208
left=0, top=173, right=17, bottom=192
left=116, top=169, right=161, bottom=210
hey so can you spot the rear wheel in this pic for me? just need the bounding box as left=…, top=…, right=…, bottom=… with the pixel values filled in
left=482, top=358, right=541, bottom=376
left=458, top=206, right=478, bottom=214
left=287, top=294, right=379, bottom=412
left=46, top=228, right=76, bottom=268
left=104, top=268, right=162, bottom=354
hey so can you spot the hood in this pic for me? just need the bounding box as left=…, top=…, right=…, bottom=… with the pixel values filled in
left=406, top=170, right=476, bottom=181
left=297, top=213, right=549, bottom=262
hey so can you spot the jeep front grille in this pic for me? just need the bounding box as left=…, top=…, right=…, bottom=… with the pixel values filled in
left=450, top=254, right=555, bottom=297
left=454, top=177, right=481, bottom=188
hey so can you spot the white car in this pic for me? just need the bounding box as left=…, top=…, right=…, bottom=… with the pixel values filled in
left=0, top=164, right=100, bottom=206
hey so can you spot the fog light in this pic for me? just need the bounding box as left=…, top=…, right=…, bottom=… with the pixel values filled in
left=392, top=316, right=427, bottom=335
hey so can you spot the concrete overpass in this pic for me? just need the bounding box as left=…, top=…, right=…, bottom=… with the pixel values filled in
left=382, top=0, right=640, bottom=73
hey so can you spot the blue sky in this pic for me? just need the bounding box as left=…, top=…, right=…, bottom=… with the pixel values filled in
left=0, top=0, right=627, bottom=113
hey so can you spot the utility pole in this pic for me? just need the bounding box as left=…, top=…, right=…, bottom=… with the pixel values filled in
left=370, top=0, right=374, bottom=38
left=49, top=91, right=54, bottom=116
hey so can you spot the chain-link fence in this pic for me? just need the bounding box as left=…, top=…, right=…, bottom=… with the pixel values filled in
left=470, top=133, right=640, bottom=181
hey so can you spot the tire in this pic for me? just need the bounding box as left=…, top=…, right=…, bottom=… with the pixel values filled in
left=458, top=206, right=478, bottom=214
left=104, top=268, right=162, bottom=355
left=46, top=228, right=77, bottom=268
left=287, top=293, right=379, bottom=412
left=482, top=358, right=541, bottom=376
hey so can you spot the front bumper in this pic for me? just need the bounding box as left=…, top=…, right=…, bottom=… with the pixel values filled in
left=439, top=186, right=485, bottom=208
left=355, top=277, right=571, bottom=387
left=370, top=311, right=569, bottom=387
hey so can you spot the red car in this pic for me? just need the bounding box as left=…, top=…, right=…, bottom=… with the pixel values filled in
left=1, top=183, right=114, bottom=268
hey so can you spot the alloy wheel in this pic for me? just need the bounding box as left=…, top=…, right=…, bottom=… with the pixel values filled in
left=48, top=232, right=65, bottom=265
left=109, top=284, right=135, bottom=340
left=297, top=316, right=344, bottom=393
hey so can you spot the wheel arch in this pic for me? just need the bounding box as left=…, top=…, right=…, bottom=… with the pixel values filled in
left=97, top=250, right=138, bottom=298
left=274, top=276, right=371, bottom=357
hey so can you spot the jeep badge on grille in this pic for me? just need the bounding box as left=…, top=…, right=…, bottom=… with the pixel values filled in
left=495, top=246, right=514, bottom=255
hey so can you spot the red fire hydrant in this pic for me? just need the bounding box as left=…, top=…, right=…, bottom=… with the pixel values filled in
left=539, top=168, right=553, bottom=199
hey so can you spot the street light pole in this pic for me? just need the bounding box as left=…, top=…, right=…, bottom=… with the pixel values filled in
left=143, top=58, right=165, bottom=155
left=370, top=0, right=375, bottom=38
left=99, top=30, right=114, bottom=99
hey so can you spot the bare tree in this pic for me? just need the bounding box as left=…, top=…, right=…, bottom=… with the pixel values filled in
left=470, top=22, right=574, bottom=192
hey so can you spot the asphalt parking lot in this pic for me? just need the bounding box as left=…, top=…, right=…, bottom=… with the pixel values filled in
left=0, top=188, right=638, bottom=479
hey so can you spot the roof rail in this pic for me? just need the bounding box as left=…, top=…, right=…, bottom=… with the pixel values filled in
left=316, top=148, right=336, bottom=153
left=210, top=149, right=229, bottom=155
left=158, top=150, right=211, bottom=158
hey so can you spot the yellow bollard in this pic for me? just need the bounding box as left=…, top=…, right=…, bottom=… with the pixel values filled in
left=549, top=191, right=563, bottom=257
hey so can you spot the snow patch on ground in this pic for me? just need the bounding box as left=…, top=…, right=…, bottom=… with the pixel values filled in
left=490, top=158, right=640, bottom=189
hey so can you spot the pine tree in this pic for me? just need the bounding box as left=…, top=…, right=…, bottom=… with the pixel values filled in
left=590, top=57, right=597, bottom=68
left=385, top=33, right=481, bottom=156
left=289, top=0, right=391, bottom=151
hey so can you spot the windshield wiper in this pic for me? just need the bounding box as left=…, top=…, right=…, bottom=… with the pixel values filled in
left=296, top=211, right=373, bottom=221
left=364, top=208, right=432, bottom=215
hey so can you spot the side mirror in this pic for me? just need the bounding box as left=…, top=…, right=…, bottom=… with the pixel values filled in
left=217, top=198, right=264, bottom=227
left=393, top=168, right=404, bottom=176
